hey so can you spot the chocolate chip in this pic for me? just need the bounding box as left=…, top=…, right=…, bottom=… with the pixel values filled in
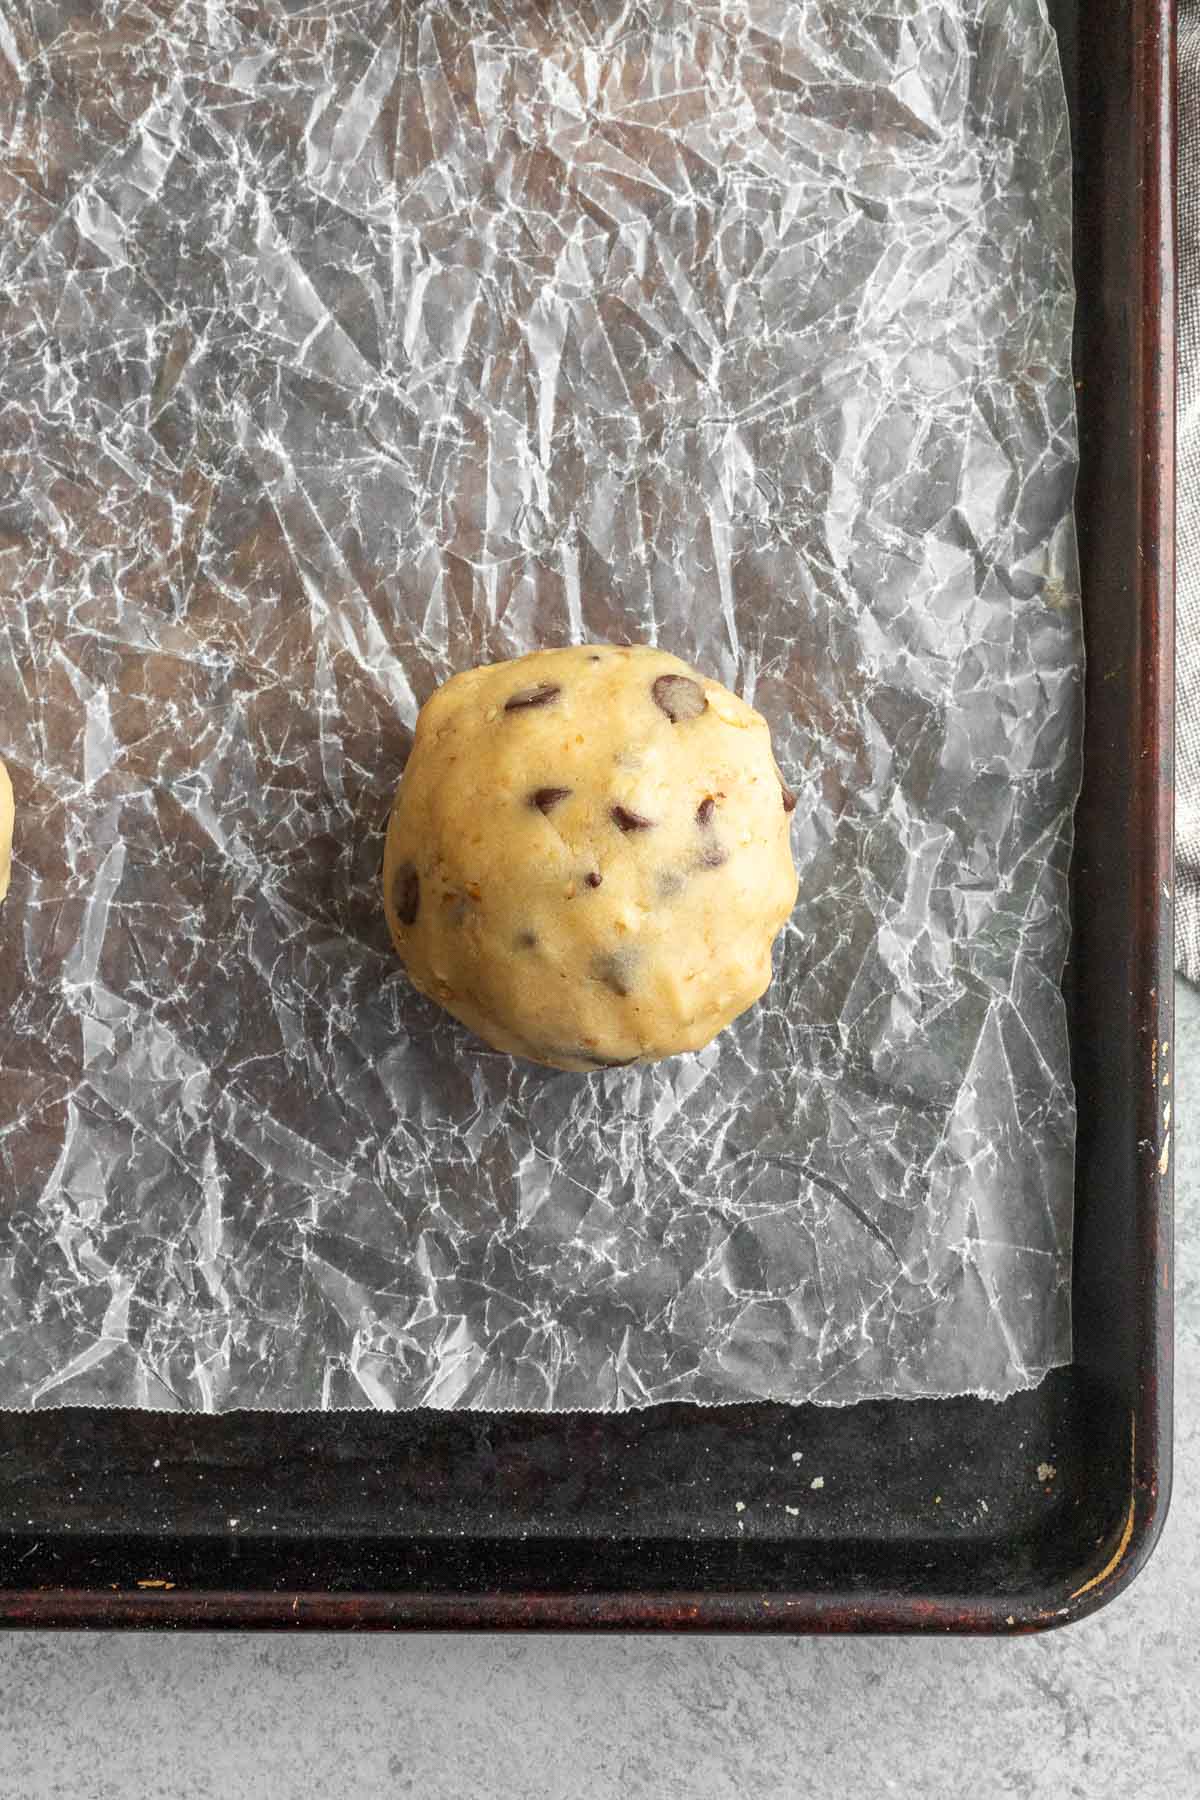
left=652, top=674, right=708, bottom=723
left=542, top=1045, right=637, bottom=1069
left=504, top=682, right=561, bottom=712
left=515, top=929, right=538, bottom=949
left=777, top=768, right=797, bottom=813
left=530, top=786, right=571, bottom=814
left=698, top=843, right=728, bottom=869
left=585, top=871, right=603, bottom=888
left=593, top=950, right=637, bottom=997
left=696, top=795, right=715, bottom=827
left=392, top=861, right=419, bottom=927
left=611, top=804, right=654, bottom=833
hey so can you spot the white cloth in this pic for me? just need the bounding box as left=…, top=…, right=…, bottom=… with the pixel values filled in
left=1177, top=6, right=1200, bottom=975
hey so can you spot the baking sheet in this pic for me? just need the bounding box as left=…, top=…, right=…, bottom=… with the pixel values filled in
left=0, top=0, right=1080, bottom=1411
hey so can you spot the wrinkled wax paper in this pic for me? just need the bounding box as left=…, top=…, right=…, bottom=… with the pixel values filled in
left=0, top=0, right=1080, bottom=1411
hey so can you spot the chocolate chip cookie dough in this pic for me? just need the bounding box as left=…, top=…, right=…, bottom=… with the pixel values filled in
left=0, top=759, right=12, bottom=904
left=382, top=646, right=799, bottom=1071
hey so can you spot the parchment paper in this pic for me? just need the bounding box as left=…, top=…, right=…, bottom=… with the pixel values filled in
left=0, top=0, right=1080, bottom=1411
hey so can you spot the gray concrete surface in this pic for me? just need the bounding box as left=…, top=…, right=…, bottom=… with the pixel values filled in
left=1, top=990, right=1196, bottom=1800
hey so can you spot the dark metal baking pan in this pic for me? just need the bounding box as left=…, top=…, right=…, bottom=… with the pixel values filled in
left=0, top=0, right=1173, bottom=1632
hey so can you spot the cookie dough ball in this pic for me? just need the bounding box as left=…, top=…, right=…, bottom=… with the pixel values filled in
left=0, top=759, right=12, bottom=904
left=383, top=645, right=798, bottom=1071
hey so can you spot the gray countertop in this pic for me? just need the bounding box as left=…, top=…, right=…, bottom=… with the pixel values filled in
left=1, top=988, right=1195, bottom=1800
